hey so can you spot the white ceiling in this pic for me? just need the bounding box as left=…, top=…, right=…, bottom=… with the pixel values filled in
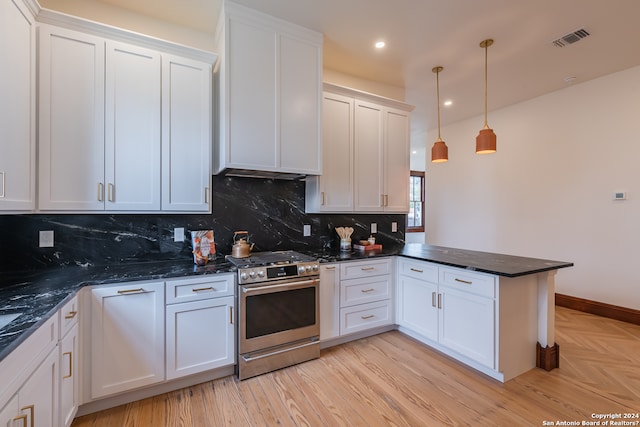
left=93, top=0, right=640, bottom=149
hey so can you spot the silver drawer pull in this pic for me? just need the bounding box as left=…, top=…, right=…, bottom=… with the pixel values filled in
left=361, top=288, right=375, bottom=293
left=410, top=268, right=424, bottom=273
left=192, top=287, right=215, bottom=292
left=455, top=278, right=473, bottom=285
left=361, top=267, right=375, bottom=271
left=361, top=314, right=375, bottom=320
left=325, top=266, right=336, bottom=270
left=117, top=288, right=144, bottom=294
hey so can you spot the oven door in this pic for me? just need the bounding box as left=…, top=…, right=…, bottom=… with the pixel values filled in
left=239, top=277, right=319, bottom=354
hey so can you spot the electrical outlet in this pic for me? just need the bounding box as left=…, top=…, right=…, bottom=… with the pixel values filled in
left=303, top=224, right=311, bottom=237
left=174, top=227, right=185, bottom=242
left=391, top=222, right=398, bottom=232
left=371, top=223, right=377, bottom=234
left=39, top=230, right=54, bottom=248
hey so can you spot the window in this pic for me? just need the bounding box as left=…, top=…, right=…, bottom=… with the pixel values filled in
left=407, top=171, right=424, bottom=232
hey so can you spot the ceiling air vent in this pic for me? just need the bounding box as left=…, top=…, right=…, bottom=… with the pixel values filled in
left=552, top=27, right=590, bottom=47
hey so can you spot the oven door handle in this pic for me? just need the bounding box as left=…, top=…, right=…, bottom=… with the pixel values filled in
left=241, top=278, right=319, bottom=295
left=241, top=338, right=319, bottom=362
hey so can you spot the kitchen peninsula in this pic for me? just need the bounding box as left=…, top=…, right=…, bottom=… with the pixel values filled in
left=397, top=243, right=573, bottom=381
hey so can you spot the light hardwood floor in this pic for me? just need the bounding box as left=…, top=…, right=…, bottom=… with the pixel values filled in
left=72, top=306, right=640, bottom=426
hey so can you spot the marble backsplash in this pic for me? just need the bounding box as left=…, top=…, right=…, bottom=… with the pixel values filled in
left=0, top=176, right=406, bottom=271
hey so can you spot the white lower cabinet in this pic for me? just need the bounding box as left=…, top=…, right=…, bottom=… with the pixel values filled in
left=59, top=296, right=80, bottom=427
left=319, top=264, right=340, bottom=341
left=165, top=275, right=235, bottom=380
left=339, top=258, right=393, bottom=336
left=0, top=345, right=59, bottom=427
left=90, top=281, right=165, bottom=399
left=0, top=312, right=59, bottom=427
left=397, top=258, right=495, bottom=370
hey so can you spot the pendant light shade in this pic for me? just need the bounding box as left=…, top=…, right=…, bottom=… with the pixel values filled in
left=476, top=39, right=497, bottom=154
left=431, top=66, right=448, bottom=163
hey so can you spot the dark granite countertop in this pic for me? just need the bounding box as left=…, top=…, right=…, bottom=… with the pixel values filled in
left=398, top=243, right=573, bottom=277
left=0, top=244, right=571, bottom=364
left=0, top=258, right=236, bottom=362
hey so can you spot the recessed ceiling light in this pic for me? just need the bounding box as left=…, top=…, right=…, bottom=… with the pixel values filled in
left=444, top=100, right=453, bottom=106
left=375, top=41, right=385, bottom=49
left=412, top=150, right=417, bottom=154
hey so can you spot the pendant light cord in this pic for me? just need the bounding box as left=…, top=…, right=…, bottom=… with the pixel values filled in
left=484, top=43, right=488, bottom=128
left=436, top=69, right=442, bottom=140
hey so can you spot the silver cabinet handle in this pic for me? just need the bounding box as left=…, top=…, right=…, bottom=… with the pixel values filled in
left=455, top=278, right=473, bottom=285
left=437, top=293, right=442, bottom=309
left=0, top=171, right=5, bottom=198
left=410, top=268, right=423, bottom=273
left=432, top=291, right=436, bottom=307
left=321, top=191, right=325, bottom=205
left=108, top=183, right=115, bottom=202
left=117, top=288, right=144, bottom=294
left=97, top=182, right=104, bottom=201
left=192, top=287, right=215, bottom=292
left=361, top=314, right=375, bottom=320
left=360, top=288, right=375, bottom=293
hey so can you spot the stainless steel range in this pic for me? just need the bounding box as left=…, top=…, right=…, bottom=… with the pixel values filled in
left=227, top=250, right=320, bottom=380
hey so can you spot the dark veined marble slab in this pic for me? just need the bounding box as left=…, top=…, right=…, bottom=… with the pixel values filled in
left=398, top=244, right=573, bottom=277
left=0, top=258, right=235, bottom=362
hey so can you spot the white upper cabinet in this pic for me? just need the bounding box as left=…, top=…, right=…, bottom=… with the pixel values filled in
left=105, top=41, right=161, bottom=211
left=0, top=0, right=36, bottom=212
left=162, top=55, right=212, bottom=211
left=215, top=1, right=323, bottom=176
left=305, top=92, right=354, bottom=212
left=38, top=25, right=105, bottom=211
left=37, top=14, right=216, bottom=213
left=306, top=83, right=413, bottom=213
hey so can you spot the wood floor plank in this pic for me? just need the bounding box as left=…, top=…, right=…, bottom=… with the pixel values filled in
left=72, top=307, right=640, bottom=426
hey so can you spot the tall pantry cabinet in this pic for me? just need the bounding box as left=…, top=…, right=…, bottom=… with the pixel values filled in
left=0, top=0, right=36, bottom=211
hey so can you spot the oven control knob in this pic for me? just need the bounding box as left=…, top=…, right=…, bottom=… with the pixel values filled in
left=257, top=270, right=265, bottom=278
left=298, top=265, right=306, bottom=274
left=313, top=264, right=319, bottom=271
left=249, top=271, right=256, bottom=278
left=305, top=265, right=312, bottom=272
left=240, top=272, right=248, bottom=281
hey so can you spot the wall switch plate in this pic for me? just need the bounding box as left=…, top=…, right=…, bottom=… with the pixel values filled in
left=391, top=222, right=398, bottom=232
left=614, top=192, right=627, bottom=200
left=303, top=224, right=311, bottom=236
left=174, top=227, right=185, bottom=242
left=39, top=230, right=54, bottom=248
left=371, top=223, right=377, bottom=234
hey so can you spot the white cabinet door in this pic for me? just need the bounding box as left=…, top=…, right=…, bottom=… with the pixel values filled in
left=0, top=394, right=19, bottom=426
left=0, top=0, right=35, bottom=211
left=439, top=286, right=495, bottom=369
left=105, top=41, right=161, bottom=211
left=319, top=264, right=340, bottom=341
left=305, top=92, right=354, bottom=212
left=38, top=25, right=105, bottom=211
left=19, top=348, right=59, bottom=427
left=59, top=323, right=78, bottom=427
left=227, top=16, right=277, bottom=170
left=166, top=296, right=234, bottom=380
left=91, top=282, right=165, bottom=398
left=279, top=33, right=321, bottom=174
left=354, top=99, right=385, bottom=212
left=383, top=108, right=410, bottom=212
left=162, top=55, right=212, bottom=211
left=397, top=275, right=439, bottom=342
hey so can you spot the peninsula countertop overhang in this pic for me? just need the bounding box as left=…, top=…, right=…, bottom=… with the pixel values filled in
left=398, top=243, right=574, bottom=277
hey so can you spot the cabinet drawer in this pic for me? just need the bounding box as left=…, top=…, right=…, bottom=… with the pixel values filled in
left=340, top=258, right=392, bottom=280
left=398, top=258, right=438, bottom=282
left=340, top=275, right=391, bottom=308
left=59, top=294, right=79, bottom=337
left=440, top=267, right=495, bottom=298
left=340, top=300, right=392, bottom=335
left=166, top=274, right=235, bottom=304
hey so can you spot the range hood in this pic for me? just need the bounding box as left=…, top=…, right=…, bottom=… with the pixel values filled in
left=219, top=168, right=307, bottom=181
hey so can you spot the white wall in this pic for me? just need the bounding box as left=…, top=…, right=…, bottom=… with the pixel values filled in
left=426, top=66, right=640, bottom=310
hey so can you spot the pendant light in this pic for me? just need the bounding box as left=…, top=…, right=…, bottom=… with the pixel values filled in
left=476, top=39, right=497, bottom=154
left=431, top=66, right=448, bottom=163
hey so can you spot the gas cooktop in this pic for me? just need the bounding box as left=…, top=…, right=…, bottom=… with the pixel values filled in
left=226, top=250, right=315, bottom=268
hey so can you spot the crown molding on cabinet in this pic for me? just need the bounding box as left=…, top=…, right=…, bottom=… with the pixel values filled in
left=323, top=82, right=414, bottom=113
left=36, top=7, right=218, bottom=65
